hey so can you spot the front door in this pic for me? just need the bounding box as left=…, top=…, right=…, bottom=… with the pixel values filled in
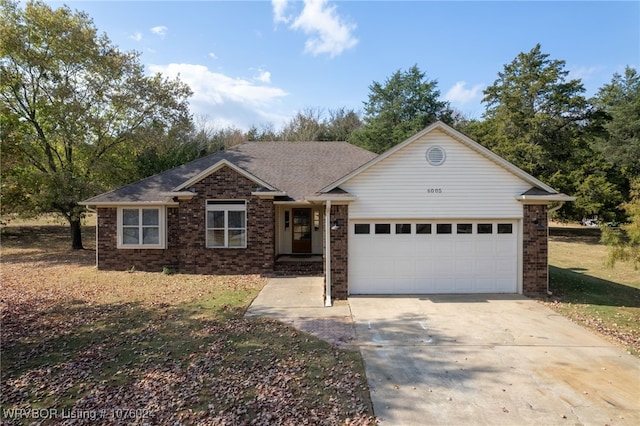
left=292, top=208, right=312, bottom=253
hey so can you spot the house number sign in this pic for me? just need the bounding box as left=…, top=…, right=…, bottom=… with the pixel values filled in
left=427, top=188, right=443, bottom=194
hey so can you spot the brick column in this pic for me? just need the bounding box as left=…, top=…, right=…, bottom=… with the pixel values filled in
left=522, top=204, right=548, bottom=297
left=330, top=204, right=349, bottom=300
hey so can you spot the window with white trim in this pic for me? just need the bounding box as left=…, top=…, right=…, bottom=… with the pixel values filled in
left=206, top=200, right=247, bottom=248
left=118, top=207, right=165, bottom=248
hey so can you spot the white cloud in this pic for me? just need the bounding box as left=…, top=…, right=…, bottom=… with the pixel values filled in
left=208, top=52, right=218, bottom=59
left=254, top=69, right=271, bottom=83
left=272, top=0, right=290, bottom=24
left=568, top=65, right=601, bottom=82
left=273, top=0, right=358, bottom=57
left=444, top=81, right=484, bottom=105
left=129, top=32, right=142, bottom=42
left=148, top=63, right=289, bottom=130
left=150, top=26, right=168, bottom=38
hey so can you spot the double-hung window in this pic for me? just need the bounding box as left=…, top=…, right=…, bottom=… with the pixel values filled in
left=206, top=200, right=247, bottom=248
left=118, top=207, right=165, bottom=248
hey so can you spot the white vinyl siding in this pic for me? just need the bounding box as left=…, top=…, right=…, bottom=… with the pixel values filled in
left=342, top=129, right=532, bottom=219
left=117, top=207, right=166, bottom=249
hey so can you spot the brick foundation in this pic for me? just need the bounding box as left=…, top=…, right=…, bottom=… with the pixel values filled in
left=522, top=204, right=548, bottom=297
left=274, top=259, right=323, bottom=276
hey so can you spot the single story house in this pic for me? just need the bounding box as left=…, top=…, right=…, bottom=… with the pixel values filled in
left=82, top=121, right=574, bottom=305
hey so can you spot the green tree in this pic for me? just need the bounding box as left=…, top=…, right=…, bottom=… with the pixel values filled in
left=324, top=107, right=362, bottom=141
left=601, top=181, right=640, bottom=269
left=0, top=0, right=192, bottom=248
left=279, top=108, right=327, bottom=141
left=592, top=67, right=640, bottom=180
left=349, top=65, right=454, bottom=153
left=470, top=44, right=621, bottom=220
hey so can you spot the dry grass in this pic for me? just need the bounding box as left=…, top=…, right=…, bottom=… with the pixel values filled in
left=547, top=222, right=640, bottom=355
left=549, top=222, right=639, bottom=287
left=0, top=221, right=375, bottom=425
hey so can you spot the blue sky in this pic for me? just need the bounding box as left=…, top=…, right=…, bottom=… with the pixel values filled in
left=50, top=1, right=639, bottom=130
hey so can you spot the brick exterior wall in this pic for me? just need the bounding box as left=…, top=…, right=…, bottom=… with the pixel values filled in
left=329, top=204, right=349, bottom=300
left=522, top=204, right=549, bottom=297
left=96, top=166, right=275, bottom=275
left=97, top=207, right=181, bottom=272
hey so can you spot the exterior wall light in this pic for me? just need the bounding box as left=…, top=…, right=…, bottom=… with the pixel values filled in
left=532, top=218, right=545, bottom=230
left=331, top=220, right=340, bottom=230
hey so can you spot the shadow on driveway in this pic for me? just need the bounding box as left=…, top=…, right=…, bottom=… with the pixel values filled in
left=350, top=295, right=640, bottom=425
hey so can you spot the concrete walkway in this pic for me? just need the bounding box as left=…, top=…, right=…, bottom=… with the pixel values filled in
left=245, top=277, right=356, bottom=348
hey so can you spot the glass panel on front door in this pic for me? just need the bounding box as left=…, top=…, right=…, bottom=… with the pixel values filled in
left=292, top=208, right=312, bottom=253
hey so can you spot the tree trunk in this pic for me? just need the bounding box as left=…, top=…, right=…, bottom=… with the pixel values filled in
left=71, top=217, right=84, bottom=250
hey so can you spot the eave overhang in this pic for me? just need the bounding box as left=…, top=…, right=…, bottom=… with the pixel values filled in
left=305, top=194, right=358, bottom=204
left=160, top=191, right=197, bottom=200
left=251, top=191, right=288, bottom=199
left=515, top=194, right=576, bottom=204
left=80, top=201, right=180, bottom=207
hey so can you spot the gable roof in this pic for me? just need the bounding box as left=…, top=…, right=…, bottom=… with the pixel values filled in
left=322, top=121, right=567, bottom=199
left=82, top=141, right=377, bottom=205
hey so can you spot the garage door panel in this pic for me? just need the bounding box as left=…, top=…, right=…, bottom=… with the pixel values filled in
left=474, top=278, right=495, bottom=292
left=414, top=260, right=434, bottom=275
left=454, top=240, right=474, bottom=255
left=495, top=278, right=516, bottom=292
left=455, top=257, right=476, bottom=276
left=434, top=239, right=455, bottom=255
left=475, top=258, right=495, bottom=275
left=394, top=277, right=415, bottom=293
left=454, top=278, right=474, bottom=292
left=349, top=220, right=518, bottom=294
left=496, top=239, right=516, bottom=254
left=434, top=258, right=455, bottom=274
left=394, top=259, right=415, bottom=275
left=414, top=240, right=435, bottom=255
left=496, top=257, right=517, bottom=274
left=435, top=277, right=455, bottom=292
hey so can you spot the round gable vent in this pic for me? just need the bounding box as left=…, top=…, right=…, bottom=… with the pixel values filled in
left=425, top=145, right=446, bottom=166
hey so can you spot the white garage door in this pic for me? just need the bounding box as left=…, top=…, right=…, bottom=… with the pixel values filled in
left=349, top=221, right=518, bottom=294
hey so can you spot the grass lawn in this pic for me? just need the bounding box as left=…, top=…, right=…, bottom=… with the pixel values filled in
left=548, top=223, right=640, bottom=356
left=1, top=219, right=375, bottom=425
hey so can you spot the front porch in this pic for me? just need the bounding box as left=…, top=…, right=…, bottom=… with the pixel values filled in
left=274, top=254, right=323, bottom=276
left=271, top=201, right=349, bottom=302
left=273, top=204, right=325, bottom=276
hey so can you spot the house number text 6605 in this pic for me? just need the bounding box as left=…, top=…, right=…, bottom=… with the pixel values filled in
left=427, top=188, right=443, bottom=194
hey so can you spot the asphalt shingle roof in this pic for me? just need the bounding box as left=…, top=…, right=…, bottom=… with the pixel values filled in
left=83, top=142, right=377, bottom=204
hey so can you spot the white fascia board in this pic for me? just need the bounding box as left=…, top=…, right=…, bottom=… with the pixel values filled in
left=174, top=159, right=277, bottom=192
left=273, top=200, right=311, bottom=205
left=305, top=194, right=357, bottom=203
left=515, top=194, right=577, bottom=204
left=251, top=191, right=287, bottom=199
left=321, top=121, right=558, bottom=195
left=160, top=191, right=197, bottom=200
left=80, top=201, right=179, bottom=207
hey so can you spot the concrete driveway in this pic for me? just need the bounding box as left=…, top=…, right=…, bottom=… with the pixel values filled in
left=349, top=295, right=640, bottom=425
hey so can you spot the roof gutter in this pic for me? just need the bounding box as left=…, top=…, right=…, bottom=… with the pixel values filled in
left=515, top=194, right=576, bottom=203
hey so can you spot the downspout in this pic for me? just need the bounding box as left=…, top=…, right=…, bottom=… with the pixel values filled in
left=545, top=202, right=565, bottom=296
left=324, top=200, right=332, bottom=307
left=86, top=207, right=98, bottom=268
